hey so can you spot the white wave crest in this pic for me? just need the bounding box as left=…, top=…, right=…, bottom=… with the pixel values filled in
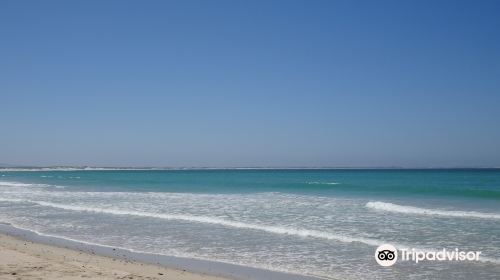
left=366, top=201, right=500, bottom=220
left=0, top=181, right=64, bottom=189
left=306, top=182, right=339, bottom=185
left=0, top=198, right=381, bottom=246
left=0, top=181, right=48, bottom=188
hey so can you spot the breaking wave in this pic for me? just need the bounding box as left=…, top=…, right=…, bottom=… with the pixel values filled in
left=0, top=198, right=381, bottom=246
left=366, top=201, right=500, bottom=220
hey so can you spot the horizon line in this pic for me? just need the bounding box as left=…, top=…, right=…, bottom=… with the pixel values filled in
left=1, top=165, right=499, bottom=171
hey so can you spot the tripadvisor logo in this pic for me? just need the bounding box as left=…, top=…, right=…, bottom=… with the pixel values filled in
left=375, top=244, right=398, bottom=266
left=375, top=244, right=482, bottom=267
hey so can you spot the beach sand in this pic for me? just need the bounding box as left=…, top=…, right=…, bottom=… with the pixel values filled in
left=0, top=233, right=230, bottom=280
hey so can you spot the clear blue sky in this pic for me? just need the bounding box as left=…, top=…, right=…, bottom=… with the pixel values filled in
left=1, top=0, right=499, bottom=167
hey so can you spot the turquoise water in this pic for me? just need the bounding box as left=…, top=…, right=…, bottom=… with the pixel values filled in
left=1, top=169, right=499, bottom=279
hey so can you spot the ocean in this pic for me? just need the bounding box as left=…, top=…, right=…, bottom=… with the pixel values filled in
left=0, top=169, right=499, bottom=279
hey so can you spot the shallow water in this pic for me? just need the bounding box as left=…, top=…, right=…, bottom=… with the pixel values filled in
left=0, top=169, right=499, bottom=279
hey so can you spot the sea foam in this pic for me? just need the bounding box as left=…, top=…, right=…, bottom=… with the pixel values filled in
left=0, top=181, right=49, bottom=188
left=366, top=201, right=500, bottom=220
left=306, top=182, right=339, bottom=185
left=0, top=198, right=381, bottom=246
left=0, top=181, right=64, bottom=189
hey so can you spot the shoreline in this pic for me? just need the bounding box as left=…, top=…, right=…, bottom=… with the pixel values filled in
left=0, top=223, right=319, bottom=280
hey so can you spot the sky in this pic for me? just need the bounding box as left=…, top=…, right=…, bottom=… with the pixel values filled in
left=1, top=0, right=499, bottom=168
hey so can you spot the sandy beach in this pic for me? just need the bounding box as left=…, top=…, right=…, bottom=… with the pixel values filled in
left=0, top=233, right=230, bottom=280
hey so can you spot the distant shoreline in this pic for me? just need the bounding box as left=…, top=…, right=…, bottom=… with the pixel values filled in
left=1, top=166, right=499, bottom=172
